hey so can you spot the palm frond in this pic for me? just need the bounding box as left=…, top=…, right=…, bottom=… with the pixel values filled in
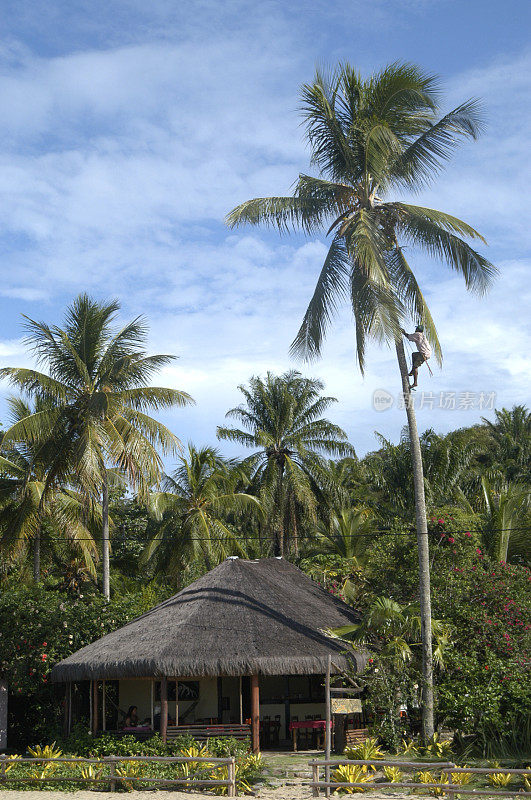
left=290, top=234, right=351, bottom=360
left=396, top=204, right=496, bottom=294
left=392, top=100, right=484, bottom=189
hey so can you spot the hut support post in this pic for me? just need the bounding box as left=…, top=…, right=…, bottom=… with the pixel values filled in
left=160, top=677, right=168, bottom=742
left=91, top=680, right=98, bottom=736
left=251, top=674, right=260, bottom=754
left=102, top=680, right=106, bottom=732
left=150, top=680, right=154, bottom=729
left=62, top=684, right=69, bottom=737
left=239, top=676, right=243, bottom=725
left=325, top=656, right=331, bottom=799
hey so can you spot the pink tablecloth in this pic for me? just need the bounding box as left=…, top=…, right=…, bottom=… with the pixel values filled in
left=122, top=725, right=152, bottom=732
left=289, top=719, right=332, bottom=731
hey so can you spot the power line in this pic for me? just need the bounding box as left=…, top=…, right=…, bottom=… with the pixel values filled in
left=3, top=527, right=530, bottom=544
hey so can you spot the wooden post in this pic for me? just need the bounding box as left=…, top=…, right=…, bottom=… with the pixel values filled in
left=250, top=674, right=260, bottom=754
left=109, top=761, right=116, bottom=792
left=92, top=680, right=98, bottom=736
left=150, top=680, right=154, bottom=730
left=102, top=680, right=106, bottom=732
left=160, top=677, right=168, bottom=743
left=227, top=756, right=236, bottom=797
left=68, top=683, right=72, bottom=735
left=325, top=656, right=331, bottom=799
left=239, top=676, right=243, bottom=725
left=217, top=676, right=223, bottom=722
left=312, top=763, right=320, bottom=797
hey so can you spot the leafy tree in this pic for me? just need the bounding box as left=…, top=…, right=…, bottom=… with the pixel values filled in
left=332, top=596, right=450, bottom=749
left=0, top=295, right=192, bottom=599
left=227, top=62, right=496, bottom=737
left=217, top=371, right=352, bottom=556
left=0, top=396, right=98, bottom=582
left=143, top=444, right=260, bottom=578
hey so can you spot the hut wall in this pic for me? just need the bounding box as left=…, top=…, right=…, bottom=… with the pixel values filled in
left=290, top=701, right=325, bottom=720
left=192, top=677, right=217, bottom=720
left=119, top=680, right=152, bottom=724
left=219, top=677, right=240, bottom=723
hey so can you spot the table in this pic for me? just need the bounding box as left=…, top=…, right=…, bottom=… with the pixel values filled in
left=288, top=719, right=332, bottom=751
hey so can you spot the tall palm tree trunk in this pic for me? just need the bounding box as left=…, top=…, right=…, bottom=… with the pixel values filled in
left=33, top=530, right=41, bottom=582
left=395, top=339, right=434, bottom=741
left=102, top=472, right=110, bottom=600
left=274, top=465, right=285, bottom=557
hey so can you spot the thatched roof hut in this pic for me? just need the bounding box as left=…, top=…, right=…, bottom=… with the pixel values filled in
left=52, top=558, right=366, bottom=682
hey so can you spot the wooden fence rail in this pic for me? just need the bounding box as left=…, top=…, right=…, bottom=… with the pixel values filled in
left=0, top=754, right=237, bottom=796
left=309, top=758, right=531, bottom=799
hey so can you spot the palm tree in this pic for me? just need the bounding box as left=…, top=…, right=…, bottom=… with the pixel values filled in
left=480, top=476, right=530, bottom=563
left=226, top=63, right=495, bottom=738
left=0, top=295, right=193, bottom=599
left=217, top=371, right=353, bottom=556
left=0, top=396, right=99, bottom=581
left=311, top=507, right=373, bottom=566
left=482, top=405, right=531, bottom=482
left=143, top=445, right=260, bottom=578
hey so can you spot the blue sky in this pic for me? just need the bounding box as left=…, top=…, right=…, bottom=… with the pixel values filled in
left=0, top=0, right=530, bottom=458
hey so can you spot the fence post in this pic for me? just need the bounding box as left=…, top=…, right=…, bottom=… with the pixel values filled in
left=312, top=763, right=320, bottom=797
left=446, top=763, right=455, bottom=800
left=228, top=756, right=236, bottom=797
left=0, top=754, right=6, bottom=784
left=109, top=759, right=116, bottom=792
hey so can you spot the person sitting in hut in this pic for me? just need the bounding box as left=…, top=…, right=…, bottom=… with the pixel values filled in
left=124, top=705, right=140, bottom=727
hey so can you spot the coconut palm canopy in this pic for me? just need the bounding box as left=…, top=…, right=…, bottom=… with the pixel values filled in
left=51, top=558, right=366, bottom=681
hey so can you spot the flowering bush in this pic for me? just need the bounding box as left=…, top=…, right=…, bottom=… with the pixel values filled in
left=435, top=555, right=530, bottom=756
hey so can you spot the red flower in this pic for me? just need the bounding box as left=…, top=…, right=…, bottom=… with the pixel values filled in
left=41, top=654, right=47, bottom=661
left=448, top=537, right=455, bottom=544
left=42, top=642, right=47, bottom=647
left=485, top=665, right=489, bottom=669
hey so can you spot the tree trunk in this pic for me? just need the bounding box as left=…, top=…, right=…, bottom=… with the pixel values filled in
left=395, top=339, right=434, bottom=741
left=33, top=530, right=41, bottom=582
left=102, top=472, right=110, bottom=600
left=273, top=465, right=285, bottom=557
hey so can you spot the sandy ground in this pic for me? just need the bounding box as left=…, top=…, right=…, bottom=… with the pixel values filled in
left=0, top=787, right=424, bottom=800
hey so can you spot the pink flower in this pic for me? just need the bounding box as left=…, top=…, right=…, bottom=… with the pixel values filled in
left=476, top=548, right=482, bottom=554
left=448, top=537, right=455, bottom=544
left=465, top=531, right=472, bottom=538
left=438, top=518, right=444, bottom=524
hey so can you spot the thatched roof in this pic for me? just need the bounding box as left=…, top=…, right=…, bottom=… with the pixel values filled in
left=51, top=558, right=366, bottom=681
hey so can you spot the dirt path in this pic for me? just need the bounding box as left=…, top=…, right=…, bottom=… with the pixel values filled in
left=0, top=789, right=424, bottom=800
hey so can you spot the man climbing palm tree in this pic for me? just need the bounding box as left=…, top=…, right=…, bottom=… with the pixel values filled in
left=226, top=62, right=496, bottom=739
left=402, top=325, right=431, bottom=389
